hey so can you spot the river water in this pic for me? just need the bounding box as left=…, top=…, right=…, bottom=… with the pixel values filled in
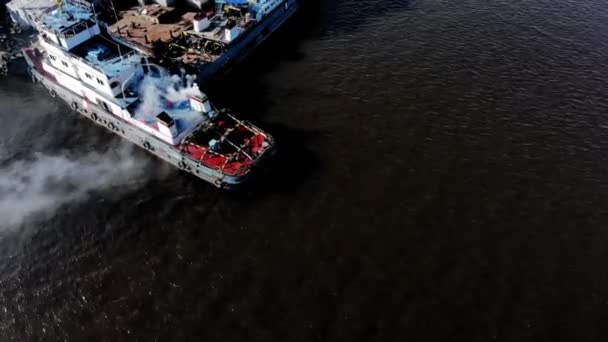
left=2, top=0, right=608, bottom=340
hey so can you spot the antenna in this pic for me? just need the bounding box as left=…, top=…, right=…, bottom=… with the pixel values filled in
left=109, top=0, right=120, bottom=23
left=89, top=0, right=98, bottom=23
left=56, top=0, right=64, bottom=14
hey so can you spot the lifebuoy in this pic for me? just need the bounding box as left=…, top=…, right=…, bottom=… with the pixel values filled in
left=108, top=122, right=116, bottom=131
left=214, top=179, right=222, bottom=188
left=143, top=141, right=152, bottom=150
left=49, top=89, right=56, bottom=98
left=70, top=102, right=78, bottom=110
left=91, top=112, right=98, bottom=121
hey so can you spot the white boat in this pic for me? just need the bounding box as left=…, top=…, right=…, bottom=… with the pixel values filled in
left=23, top=0, right=275, bottom=188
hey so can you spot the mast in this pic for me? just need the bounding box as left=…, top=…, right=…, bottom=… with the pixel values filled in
left=56, top=0, right=64, bottom=14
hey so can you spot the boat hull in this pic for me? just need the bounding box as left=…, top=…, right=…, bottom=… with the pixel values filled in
left=29, top=67, right=260, bottom=189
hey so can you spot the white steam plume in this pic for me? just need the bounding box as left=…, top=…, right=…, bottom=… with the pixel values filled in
left=135, top=71, right=204, bottom=121
left=0, top=144, right=162, bottom=229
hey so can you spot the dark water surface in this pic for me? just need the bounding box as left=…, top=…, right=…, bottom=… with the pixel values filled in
left=3, top=0, right=608, bottom=340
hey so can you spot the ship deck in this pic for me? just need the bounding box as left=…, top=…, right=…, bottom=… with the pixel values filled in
left=108, top=3, right=255, bottom=66
left=108, top=4, right=198, bottom=55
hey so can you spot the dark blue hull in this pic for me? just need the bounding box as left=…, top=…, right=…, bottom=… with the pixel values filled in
left=198, top=0, right=299, bottom=80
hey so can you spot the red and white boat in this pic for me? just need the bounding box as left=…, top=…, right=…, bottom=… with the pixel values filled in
left=23, top=0, right=274, bottom=188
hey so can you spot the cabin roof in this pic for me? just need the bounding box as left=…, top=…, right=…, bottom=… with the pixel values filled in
left=71, top=35, right=142, bottom=78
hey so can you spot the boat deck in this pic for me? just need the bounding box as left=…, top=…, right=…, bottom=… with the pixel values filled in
left=109, top=5, right=198, bottom=55
left=107, top=2, right=256, bottom=66
left=180, top=110, right=271, bottom=176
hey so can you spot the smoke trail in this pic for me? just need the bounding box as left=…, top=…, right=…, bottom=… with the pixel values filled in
left=0, top=144, right=162, bottom=229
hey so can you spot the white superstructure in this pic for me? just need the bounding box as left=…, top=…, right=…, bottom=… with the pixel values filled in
left=35, top=1, right=212, bottom=146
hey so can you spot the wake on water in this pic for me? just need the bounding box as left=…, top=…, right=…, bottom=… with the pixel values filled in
left=0, top=70, right=204, bottom=229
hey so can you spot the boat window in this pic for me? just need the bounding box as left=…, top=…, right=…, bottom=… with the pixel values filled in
left=49, top=55, right=56, bottom=61
left=84, top=72, right=93, bottom=79
left=96, top=78, right=105, bottom=86
left=61, top=61, right=69, bottom=67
